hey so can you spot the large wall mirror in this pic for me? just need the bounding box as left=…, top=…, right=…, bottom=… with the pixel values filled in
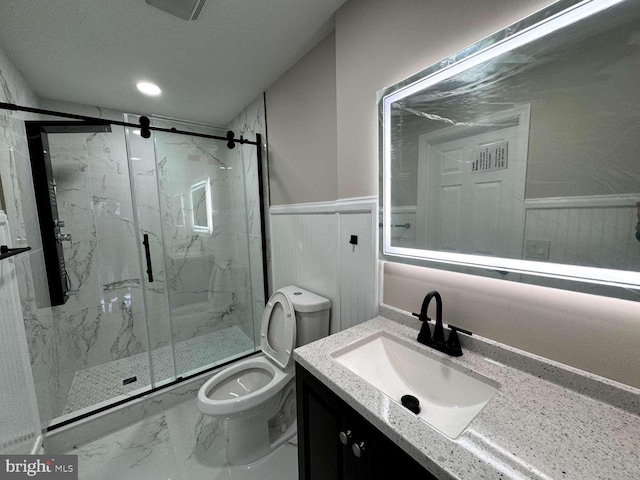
left=379, top=0, right=640, bottom=300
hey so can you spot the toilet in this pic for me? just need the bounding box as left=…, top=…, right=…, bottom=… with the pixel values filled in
left=197, top=285, right=331, bottom=465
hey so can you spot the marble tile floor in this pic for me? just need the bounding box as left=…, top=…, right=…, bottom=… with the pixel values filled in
left=62, top=326, right=255, bottom=415
left=65, top=398, right=299, bottom=480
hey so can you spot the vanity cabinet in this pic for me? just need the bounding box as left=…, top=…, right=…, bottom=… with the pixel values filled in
left=296, top=363, right=435, bottom=480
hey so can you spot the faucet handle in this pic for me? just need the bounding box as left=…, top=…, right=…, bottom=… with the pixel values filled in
left=444, top=329, right=462, bottom=356
left=444, top=325, right=471, bottom=357
left=413, top=312, right=433, bottom=345
left=449, top=325, right=472, bottom=336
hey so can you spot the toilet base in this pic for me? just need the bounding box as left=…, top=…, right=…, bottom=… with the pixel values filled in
left=225, top=384, right=297, bottom=465
left=226, top=417, right=297, bottom=466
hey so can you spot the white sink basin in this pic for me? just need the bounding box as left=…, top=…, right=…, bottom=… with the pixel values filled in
left=331, top=332, right=499, bottom=438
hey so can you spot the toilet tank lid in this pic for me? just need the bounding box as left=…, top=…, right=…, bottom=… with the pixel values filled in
left=277, top=286, right=330, bottom=313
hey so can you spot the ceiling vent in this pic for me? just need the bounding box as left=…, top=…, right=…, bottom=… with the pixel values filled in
left=144, top=0, right=207, bottom=20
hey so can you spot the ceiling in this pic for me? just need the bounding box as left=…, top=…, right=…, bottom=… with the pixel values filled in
left=0, top=0, right=347, bottom=126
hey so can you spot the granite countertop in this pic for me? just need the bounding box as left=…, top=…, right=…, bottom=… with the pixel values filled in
left=293, top=306, right=640, bottom=480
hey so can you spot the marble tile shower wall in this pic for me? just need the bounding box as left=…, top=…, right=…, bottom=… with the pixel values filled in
left=152, top=132, right=247, bottom=347
left=0, top=48, right=63, bottom=429
left=226, top=95, right=268, bottom=346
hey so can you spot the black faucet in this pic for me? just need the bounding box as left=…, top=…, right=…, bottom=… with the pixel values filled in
left=412, top=291, right=469, bottom=357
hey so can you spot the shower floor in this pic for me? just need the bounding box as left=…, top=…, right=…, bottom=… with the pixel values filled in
left=62, top=326, right=255, bottom=415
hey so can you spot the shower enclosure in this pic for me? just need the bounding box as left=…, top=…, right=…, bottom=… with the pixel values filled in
left=22, top=111, right=267, bottom=428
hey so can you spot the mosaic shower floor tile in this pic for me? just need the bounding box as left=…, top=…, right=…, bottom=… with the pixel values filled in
left=62, top=326, right=254, bottom=414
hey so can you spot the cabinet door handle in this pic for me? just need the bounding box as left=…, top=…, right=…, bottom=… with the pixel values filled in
left=352, top=441, right=366, bottom=458
left=339, top=430, right=352, bottom=445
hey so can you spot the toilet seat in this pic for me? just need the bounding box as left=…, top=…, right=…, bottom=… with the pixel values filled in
left=260, top=291, right=296, bottom=369
left=197, top=290, right=297, bottom=417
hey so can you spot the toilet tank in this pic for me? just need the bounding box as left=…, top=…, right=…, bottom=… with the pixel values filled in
left=278, top=286, right=330, bottom=346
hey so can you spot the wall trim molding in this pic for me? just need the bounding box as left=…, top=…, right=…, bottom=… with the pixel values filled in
left=270, top=196, right=377, bottom=215
left=525, top=193, right=640, bottom=210
left=378, top=205, right=417, bottom=214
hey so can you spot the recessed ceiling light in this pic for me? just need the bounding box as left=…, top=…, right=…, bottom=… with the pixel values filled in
left=136, top=82, right=162, bottom=96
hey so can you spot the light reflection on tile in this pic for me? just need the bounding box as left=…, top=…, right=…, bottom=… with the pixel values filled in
left=68, top=413, right=179, bottom=480
left=67, top=399, right=298, bottom=480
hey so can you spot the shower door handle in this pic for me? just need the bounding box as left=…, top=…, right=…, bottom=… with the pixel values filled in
left=142, top=234, right=154, bottom=283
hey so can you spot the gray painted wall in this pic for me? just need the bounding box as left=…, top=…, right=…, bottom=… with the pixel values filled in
left=266, top=32, right=337, bottom=206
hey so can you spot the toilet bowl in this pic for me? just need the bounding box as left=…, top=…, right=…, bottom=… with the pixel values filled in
left=198, top=355, right=296, bottom=464
left=199, top=355, right=293, bottom=418
left=197, top=286, right=330, bottom=465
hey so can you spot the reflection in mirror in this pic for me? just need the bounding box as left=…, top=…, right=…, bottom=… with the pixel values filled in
left=380, top=0, right=640, bottom=297
left=191, top=179, right=212, bottom=234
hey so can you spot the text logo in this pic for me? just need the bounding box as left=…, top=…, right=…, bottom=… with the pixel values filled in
left=0, top=456, right=77, bottom=480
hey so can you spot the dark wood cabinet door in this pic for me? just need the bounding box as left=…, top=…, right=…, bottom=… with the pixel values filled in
left=297, top=363, right=436, bottom=480
left=364, top=420, right=433, bottom=479
left=297, top=364, right=354, bottom=480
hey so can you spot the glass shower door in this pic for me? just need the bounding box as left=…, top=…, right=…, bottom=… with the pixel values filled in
left=126, top=116, right=258, bottom=383
left=28, top=124, right=154, bottom=424
left=17, top=111, right=265, bottom=428
left=153, top=130, right=257, bottom=377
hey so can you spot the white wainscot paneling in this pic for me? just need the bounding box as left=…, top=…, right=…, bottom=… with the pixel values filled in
left=340, top=213, right=377, bottom=330
left=524, top=194, right=640, bottom=271
left=0, top=211, right=42, bottom=453
left=270, top=213, right=340, bottom=333
left=270, top=197, right=378, bottom=334
left=379, top=206, right=416, bottom=248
